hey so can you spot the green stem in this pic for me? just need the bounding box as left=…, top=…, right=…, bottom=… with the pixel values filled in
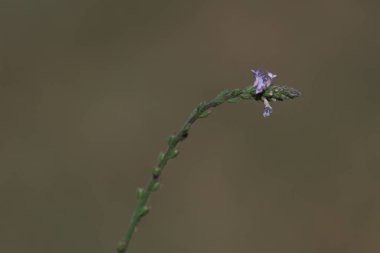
left=116, top=85, right=301, bottom=253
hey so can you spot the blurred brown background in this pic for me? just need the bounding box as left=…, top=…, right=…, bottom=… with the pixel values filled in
left=0, top=0, right=379, bottom=252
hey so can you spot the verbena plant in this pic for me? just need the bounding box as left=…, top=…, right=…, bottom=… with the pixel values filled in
left=116, top=69, right=301, bottom=252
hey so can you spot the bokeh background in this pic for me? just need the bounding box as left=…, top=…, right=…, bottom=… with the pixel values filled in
left=1, top=1, right=379, bottom=252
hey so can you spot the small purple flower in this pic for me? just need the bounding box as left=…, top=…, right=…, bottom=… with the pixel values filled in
left=262, top=97, right=273, bottom=118
left=263, top=105, right=272, bottom=118
left=251, top=69, right=277, bottom=94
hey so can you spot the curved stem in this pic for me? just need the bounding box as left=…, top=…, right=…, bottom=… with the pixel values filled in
left=116, top=85, right=301, bottom=253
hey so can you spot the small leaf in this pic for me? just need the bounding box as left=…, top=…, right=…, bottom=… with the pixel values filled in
left=245, top=85, right=254, bottom=93
left=152, top=182, right=160, bottom=192
left=227, top=98, right=239, bottom=103
left=217, top=89, right=229, bottom=98
left=189, top=108, right=198, bottom=118
left=168, top=149, right=179, bottom=159
left=167, top=135, right=176, bottom=146
left=214, top=89, right=229, bottom=104
left=183, top=123, right=191, bottom=132
left=231, top=88, right=242, bottom=96
left=152, top=167, right=161, bottom=178
left=199, top=110, right=211, bottom=118
left=239, top=93, right=252, bottom=100
left=264, top=90, right=273, bottom=96
left=137, top=188, right=145, bottom=199
left=214, top=98, right=224, bottom=105
left=196, top=101, right=206, bottom=113
left=158, top=152, right=165, bottom=162
left=138, top=206, right=150, bottom=218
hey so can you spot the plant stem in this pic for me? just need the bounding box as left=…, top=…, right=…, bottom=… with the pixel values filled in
left=116, top=85, right=301, bottom=253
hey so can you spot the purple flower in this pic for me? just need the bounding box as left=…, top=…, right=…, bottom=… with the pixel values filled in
left=251, top=69, right=277, bottom=94
left=263, top=105, right=272, bottom=118
left=262, top=97, right=273, bottom=118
